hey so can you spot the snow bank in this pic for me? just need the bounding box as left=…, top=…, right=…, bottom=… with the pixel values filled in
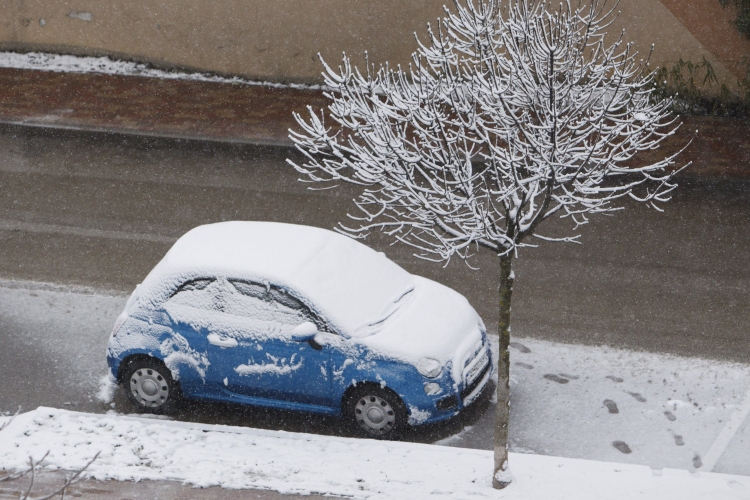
left=0, top=51, right=326, bottom=90
left=0, top=407, right=747, bottom=499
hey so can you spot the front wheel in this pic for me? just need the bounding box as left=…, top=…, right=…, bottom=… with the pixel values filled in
left=345, top=385, right=408, bottom=440
left=122, top=358, right=180, bottom=414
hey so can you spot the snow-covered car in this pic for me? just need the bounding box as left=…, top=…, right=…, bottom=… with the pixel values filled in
left=106, top=221, right=492, bottom=438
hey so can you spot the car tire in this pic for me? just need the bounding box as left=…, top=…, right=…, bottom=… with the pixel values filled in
left=345, top=385, right=408, bottom=440
left=122, top=358, right=181, bottom=415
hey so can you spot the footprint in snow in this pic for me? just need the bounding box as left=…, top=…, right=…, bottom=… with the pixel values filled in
left=612, top=441, right=631, bottom=454
left=605, top=375, right=624, bottom=383
left=515, top=362, right=534, bottom=369
left=543, top=374, right=569, bottom=384
left=510, top=342, right=531, bottom=353
left=673, top=434, right=684, bottom=446
left=664, top=410, right=677, bottom=421
left=693, top=454, right=703, bottom=469
left=625, top=391, right=647, bottom=403
left=603, top=400, right=619, bottom=414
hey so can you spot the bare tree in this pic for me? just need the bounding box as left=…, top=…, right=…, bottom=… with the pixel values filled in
left=289, top=0, right=685, bottom=488
left=0, top=410, right=99, bottom=499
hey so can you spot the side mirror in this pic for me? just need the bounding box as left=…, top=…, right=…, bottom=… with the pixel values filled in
left=291, top=321, right=318, bottom=342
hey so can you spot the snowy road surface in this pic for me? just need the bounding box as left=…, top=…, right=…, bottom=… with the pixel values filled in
left=0, top=408, right=748, bottom=499
left=0, top=281, right=747, bottom=477
left=0, top=124, right=749, bottom=490
left=0, top=126, right=749, bottom=363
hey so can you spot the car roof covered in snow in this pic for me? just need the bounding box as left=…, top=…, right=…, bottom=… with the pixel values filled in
left=136, top=221, right=414, bottom=334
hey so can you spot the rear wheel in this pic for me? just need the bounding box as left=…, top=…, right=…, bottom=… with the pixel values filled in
left=345, top=385, right=408, bottom=440
left=122, top=358, right=180, bottom=414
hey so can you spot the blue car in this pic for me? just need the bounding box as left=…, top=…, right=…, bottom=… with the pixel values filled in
left=107, top=221, right=492, bottom=439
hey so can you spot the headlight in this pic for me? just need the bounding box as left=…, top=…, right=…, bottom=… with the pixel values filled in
left=424, top=382, right=442, bottom=396
left=417, top=358, right=442, bottom=378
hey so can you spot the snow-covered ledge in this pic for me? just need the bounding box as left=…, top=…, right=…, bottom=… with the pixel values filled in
left=0, top=408, right=746, bottom=499
left=0, top=51, right=327, bottom=90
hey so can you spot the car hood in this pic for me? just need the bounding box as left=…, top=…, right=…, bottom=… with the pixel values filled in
left=356, top=276, right=484, bottom=384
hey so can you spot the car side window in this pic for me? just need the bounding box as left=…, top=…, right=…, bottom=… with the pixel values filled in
left=167, top=278, right=221, bottom=311
left=228, top=279, right=327, bottom=331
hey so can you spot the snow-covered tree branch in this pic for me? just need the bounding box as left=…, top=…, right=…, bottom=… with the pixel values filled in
left=289, top=0, right=686, bottom=489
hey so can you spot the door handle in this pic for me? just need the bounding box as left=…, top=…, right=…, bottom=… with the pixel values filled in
left=207, top=333, right=238, bottom=348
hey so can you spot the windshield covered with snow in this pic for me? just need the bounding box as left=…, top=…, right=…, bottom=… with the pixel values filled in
left=288, top=236, right=414, bottom=336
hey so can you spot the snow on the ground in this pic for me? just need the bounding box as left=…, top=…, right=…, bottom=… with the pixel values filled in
left=0, top=407, right=747, bottom=500
left=96, top=374, right=117, bottom=404
left=0, top=51, right=326, bottom=90
left=1, top=279, right=749, bottom=477
left=499, top=338, right=750, bottom=476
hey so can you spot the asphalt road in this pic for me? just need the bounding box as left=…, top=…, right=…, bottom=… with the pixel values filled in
left=0, top=123, right=748, bottom=457
left=1, top=124, right=748, bottom=362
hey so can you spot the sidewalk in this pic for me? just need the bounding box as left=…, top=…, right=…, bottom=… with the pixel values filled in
left=0, top=66, right=327, bottom=147
left=1, top=408, right=748, bottom=500
left=0, top=52, right=748, bottom=179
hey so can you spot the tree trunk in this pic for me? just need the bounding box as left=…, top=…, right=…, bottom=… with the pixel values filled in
left=492, top=253, right=514, bottom=489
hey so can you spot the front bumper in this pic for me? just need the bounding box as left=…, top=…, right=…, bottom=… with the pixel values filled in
left=407, top=345, right=493, bottom=426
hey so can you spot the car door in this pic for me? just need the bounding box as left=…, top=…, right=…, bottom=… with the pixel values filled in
left=208, top=279, right=333, bottom=407
left=158, top=277, right=225, bottom=397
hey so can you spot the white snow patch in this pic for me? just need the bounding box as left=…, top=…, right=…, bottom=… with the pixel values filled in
left=504, top=337, right=750, bottom=475
left=159, top=333, right=209, bottom=381
left=95, top=373, right=117, bottom=404
left=0, top=407, right=747, bottom=499
left=434, top=425, right=475, bottom=446
left=68, top=11, right=92, bottom=22
left=408, top=405, right=431, bottom=426
left=0, top=51, right=327, bottom=90
left=235, top=354, right=302, bottom=376
left=494, top=463, right=514, bottom=485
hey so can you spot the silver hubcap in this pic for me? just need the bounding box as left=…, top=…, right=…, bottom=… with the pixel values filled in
left=130, top=368, right=169, bottom=408
left=355, top=395, right=396, bottom=435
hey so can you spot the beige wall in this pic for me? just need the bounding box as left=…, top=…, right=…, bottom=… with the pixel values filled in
left=611, top=0, right=739, bottom=91
left=0, top=1, right=746, bottom=86
left=613, top=0, right=750, bottom=91
left=0, top=1, right=447, bottom=83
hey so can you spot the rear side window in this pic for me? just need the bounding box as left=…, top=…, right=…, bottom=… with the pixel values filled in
left=172, top=278, right=215, bottom=295
left=167, top=278, right=220, bottom=311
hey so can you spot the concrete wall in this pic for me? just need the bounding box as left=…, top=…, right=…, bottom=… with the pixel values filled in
left=1, top=1, right=748, bottom=86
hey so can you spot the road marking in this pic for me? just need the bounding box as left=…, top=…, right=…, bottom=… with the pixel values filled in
left=702, top=379, right=750, bottom=471
left=0, top=219, right=177, bottom=244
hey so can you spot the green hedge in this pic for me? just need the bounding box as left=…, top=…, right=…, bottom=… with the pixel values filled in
left=720, top=0, right=750, bottom=38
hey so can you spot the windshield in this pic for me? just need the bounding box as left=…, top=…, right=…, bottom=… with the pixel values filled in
left=290, top=238, right=414, bottom=336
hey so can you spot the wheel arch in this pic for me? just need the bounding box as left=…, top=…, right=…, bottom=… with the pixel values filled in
left=116, top=353, right=168, bottom=384
left=341, top=381, right=406, bottom=411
